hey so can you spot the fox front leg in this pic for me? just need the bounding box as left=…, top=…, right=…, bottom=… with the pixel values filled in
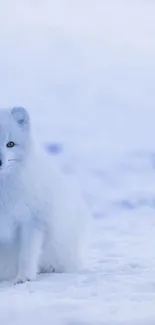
left=14, top=220, right=43, bottom=284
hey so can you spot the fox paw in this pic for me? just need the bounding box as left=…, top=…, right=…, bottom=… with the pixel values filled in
left=38, top=264, right=55, bottom=274
left=13, top=276, right=31, bottom=285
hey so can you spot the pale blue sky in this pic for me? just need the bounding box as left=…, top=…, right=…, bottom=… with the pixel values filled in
left=0, top=0, right=154, bottom=154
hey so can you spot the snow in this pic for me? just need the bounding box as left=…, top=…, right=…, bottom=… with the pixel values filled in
left=1, top=210, right=155, bottom=324
left=0, top=0, right=155, bottom=324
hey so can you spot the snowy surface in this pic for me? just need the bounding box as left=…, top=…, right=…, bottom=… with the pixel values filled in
left=0, top=0, right=155, bottom=324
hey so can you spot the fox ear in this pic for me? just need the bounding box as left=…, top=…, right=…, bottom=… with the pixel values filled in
left=11, top=107, right=30, bottom=129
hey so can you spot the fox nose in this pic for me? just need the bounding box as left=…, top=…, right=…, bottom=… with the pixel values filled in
left=0, top=160, right=2, bottom=167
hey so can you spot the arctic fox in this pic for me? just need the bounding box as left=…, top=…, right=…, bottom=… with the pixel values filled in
left=0, top=107, right=90, bottom=284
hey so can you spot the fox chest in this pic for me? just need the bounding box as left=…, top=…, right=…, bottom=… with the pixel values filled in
left=0, top=196, right=29, bottom=241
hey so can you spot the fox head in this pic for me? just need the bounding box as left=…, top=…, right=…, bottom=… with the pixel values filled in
left=0, top=107, right=31, bottom=175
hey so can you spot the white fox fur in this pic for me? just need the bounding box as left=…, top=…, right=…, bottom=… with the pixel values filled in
left=0, top=107, right=90, bottom=284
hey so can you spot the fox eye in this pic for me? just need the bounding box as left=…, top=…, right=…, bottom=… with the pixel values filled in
left=6, top=141, right=15, bottom=148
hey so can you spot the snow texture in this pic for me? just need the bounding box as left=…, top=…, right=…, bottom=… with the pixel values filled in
left=0, top=0, right=155, bottom=324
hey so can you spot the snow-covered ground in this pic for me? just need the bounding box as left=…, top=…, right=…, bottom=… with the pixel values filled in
left=0, top=0, right=155, bottom=324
